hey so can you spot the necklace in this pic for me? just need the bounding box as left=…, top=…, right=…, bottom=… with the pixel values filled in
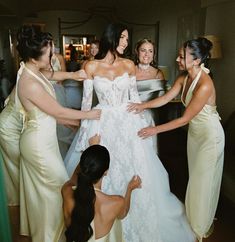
left=138, top=63, right=150, bottom=70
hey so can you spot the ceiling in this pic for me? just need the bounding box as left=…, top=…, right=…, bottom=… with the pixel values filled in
left=0, top=0, right=176, bottom=18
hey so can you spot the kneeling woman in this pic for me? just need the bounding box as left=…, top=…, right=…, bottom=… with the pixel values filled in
left=62, top=136, right=141, bottom=242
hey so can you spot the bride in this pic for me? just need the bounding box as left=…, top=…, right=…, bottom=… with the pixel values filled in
left=64, top=23, right=195, bottom=242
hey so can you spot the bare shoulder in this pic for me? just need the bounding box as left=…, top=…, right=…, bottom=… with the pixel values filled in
left=120, top=58, right=135, bottom=75
left=61, top=181, right=73, bottom=198
left=84, top=60, right=99, bottom=77
left=61, top=183, right=75, bottom=227
left=122, top=58, right=135, bottom=68
left=103, top=195, right=124, bottom=216
left=197, top=72, right=214, bottom=91
left=19, top=74, right=42, bottom=95
left=61, top=182, right=75, bottom=218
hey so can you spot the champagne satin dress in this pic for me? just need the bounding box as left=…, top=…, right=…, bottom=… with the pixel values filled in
left=17, top=66, right=68, bottom=242
left=182, top=68, right=224, bottom=241
left=88, top=220, right=124, bottom=242
left=136, top=79, right=165, bottom=153
left=0, top=65, right=24, bottom=206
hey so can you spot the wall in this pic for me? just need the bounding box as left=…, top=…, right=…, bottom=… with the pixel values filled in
left=25, top=10, right=109, bottom=51
left=204, top=0, right=235, bottom=121
left=0, top=16, right=21, bottom=80
left=157, top=1, right=204, bottom=83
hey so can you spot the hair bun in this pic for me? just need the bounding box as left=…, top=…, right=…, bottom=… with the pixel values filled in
left=16, top=25, right=52, bottom=62
left=201, top=37, right=213, bottom=53
left=17, top=26, right=37, bottom=43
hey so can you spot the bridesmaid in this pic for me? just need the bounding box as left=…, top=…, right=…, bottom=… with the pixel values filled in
left=62, top=135, right=141, bottom=242
left=0, top=34, right=94, bottom=242
left=16, top=25, right=101, bottom=242
left=0, top=87, right=23, bottom=242
left=129, top=37, right=224, bottom=241
left=81, top=40, right=100, bottom=69
left=134, top=38, right=165, bottom=152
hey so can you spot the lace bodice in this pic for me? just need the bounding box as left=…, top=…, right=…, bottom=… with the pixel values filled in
left=82, top=72, right=140, bottom=110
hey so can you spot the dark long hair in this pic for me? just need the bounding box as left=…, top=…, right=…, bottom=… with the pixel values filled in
left=95, top=23, right=129, bottom=61
left=183, top=37, right=213, bottom=69
left=134, top=38, right=157, bottom=67
left=16, top=25, right=53, bottom=62
left=65, top=145, right=110, bottom=242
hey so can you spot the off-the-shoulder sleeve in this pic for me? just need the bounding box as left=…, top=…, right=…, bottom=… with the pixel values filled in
left=129, top=76, right=141, bottom=103
left=75, top=79, right=94, bottom=151
left=81, top=79, right=93, bottom=111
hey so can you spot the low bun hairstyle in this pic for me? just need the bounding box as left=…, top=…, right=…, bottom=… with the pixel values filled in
left=16, top=25, right=53, bottom=62
left=183, top=37, right=213, bottom=68
left=65, top=145, right=110, bottom=242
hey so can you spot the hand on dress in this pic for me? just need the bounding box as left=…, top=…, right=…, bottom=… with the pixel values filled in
left=127, top=103, right=145, bottom=113
left=65, top=124, right=80, bottom=132
left=138, top=126, right=158, bottom=139
left=89, top=134, right=101, bottom=146
left=64, top=119, right=80, bottom=131
left=57, top=119, right=80, bottom=128
left=86, top=109, right=101, bottom=120
left=128, top=175, right=142, bottom=190
left=73, top=69, right=88, bottom=81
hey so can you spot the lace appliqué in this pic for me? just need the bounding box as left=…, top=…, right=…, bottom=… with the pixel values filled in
left=75, top=79, right=93, bottom=152
left=129, top=76, right=141, bottom=103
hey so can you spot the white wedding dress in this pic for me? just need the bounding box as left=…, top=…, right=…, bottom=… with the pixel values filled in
left=64, top=73, right=195, bottom=242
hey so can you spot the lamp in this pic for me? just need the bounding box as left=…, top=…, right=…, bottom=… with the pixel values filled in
left=158, top=65, right=171, bottom=91
left=158, top=65, right=170, bottom=81
left=204, top=35, right=222, bottom=59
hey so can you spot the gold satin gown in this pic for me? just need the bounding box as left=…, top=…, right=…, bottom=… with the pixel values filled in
left=182, top=69, right=225, bottom=241
left=17, top=67, right=68, bottom=242
left=0, top=87, right=23, bottom=206
left=88, top=219, right=125, bottom=242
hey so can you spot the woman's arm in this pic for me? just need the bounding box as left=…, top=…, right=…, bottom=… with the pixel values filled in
left=56, top=53, right=66, bottom=72
left=81, top=60, right=88, bottom=70
left=57, top=118, right=80, bottom=127
left=127, top=74, right=185, bottom=112
left=117, top=175, right=142, bottom=219
left=61, top=182, right=75, bottom=227
left=19, top=77, right=100, bottom=121
left=138, top=76, right=213, bottom=138
left=41, top=69, right=87, bottom=82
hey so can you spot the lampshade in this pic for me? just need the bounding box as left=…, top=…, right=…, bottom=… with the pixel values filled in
left=204, top=35, right=222, bottom=59
left=158, top=65, right=170, bottom=80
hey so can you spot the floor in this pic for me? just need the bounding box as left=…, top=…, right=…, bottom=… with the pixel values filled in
left=158, top=128, right=235, bottom=242
left=9, top=128, right=235, bottom=242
